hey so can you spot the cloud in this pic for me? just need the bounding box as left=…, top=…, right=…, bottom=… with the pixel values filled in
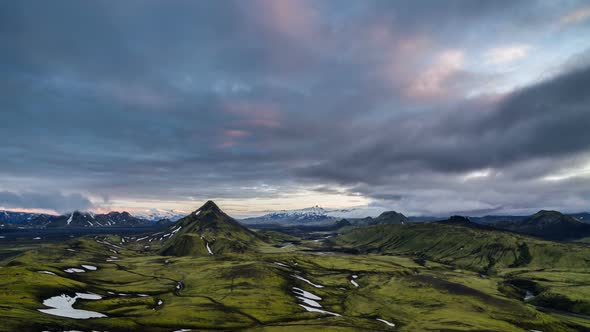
left=558, top=5, right=590, bottom=26
left=1, top=1, right=590, bottom=215
left=0, top=191, right=94, bottom=213
left=406, top=49, right=465, bottom=99
left=484, top=44, right=532, bottom=64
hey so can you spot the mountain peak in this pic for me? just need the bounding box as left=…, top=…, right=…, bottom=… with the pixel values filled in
left=534, top=210, right=562, bottom=216
left=197, top=200, right=222, bottom=214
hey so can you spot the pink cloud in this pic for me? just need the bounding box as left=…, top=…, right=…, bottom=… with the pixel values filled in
left=359, top=20, right=433, bottom=92
left=405, top=49, right=465, bottom=100
left=225, top=129, right=250, bottom=138
left=217, top=128, right=252, bottom=150
left=224, top=101, right=282, bottom=128
left=255, top=0, right=316, bottom=40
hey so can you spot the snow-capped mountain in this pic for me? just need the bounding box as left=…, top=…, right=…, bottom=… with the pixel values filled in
left=26, top=211, right=152, bottom=228
left=0, top=210, right=53, bottom=223
left=242, top=206, right=333, bottom=224
left=240, top=205, right=387, bottom=224
left=134, top=209, right=187, bottom=222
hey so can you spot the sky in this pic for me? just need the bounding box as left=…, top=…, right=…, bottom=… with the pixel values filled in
left=1, top=0, right=590, bottom=218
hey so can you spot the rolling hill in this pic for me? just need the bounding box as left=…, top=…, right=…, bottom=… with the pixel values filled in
left=332, top=216, right=590, bottom=273
left=160, top=200, right=263, bottom=256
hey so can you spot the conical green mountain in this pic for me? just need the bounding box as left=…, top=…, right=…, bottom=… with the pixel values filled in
left=160, top=200, right=263, bottom=256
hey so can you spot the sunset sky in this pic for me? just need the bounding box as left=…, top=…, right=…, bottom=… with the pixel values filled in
left=1, top=1, right=590, bottom=217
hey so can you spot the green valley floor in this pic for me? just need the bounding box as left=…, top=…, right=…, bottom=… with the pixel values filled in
left=2, top=231, right=590, bottom=332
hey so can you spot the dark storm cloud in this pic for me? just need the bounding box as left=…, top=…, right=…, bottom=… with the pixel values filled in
left=1, top=0, right=590, bottom=214
left=300, top=65, right=590, bottom=181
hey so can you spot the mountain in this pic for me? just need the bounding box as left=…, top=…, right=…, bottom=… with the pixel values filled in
left=155, top=218, right=174, bottom=225
left=135, top=209, right=186, bottom=222
left=345, top=210, right=409, bottom=227
left=493, top=210, right=590, bottom=240
left=161, top=201, right=263, bottom=256
left=371, top=210, right=409, bottom=225
left=570, top=212, right=590, bottom=224
left=332, top=216, right=590, bottom=273
left=0, top=210, right=54, bottom=226
left=240, top=205, right=392, bottom=225
left=240, top=206, right=336, bottom=224
left=469, top=215, right=528, bottom=225
left=27, top=211, right=151, bottom=228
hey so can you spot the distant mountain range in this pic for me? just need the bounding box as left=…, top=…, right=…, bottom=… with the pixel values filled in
left=241, top=205, right=590, bottom=227
left=241, top=206, right=337, bottom=224
left=2, top=205, right=590, bottom=239
left=0, top=210, right=159, bottom=228
left=134, top=209, right=187, bottom=222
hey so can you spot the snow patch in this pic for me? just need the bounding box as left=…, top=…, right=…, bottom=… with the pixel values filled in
left=206, top=242, right=213, bottom=255
left=171, top=226, right=182, bottom=236
left=37, top=271, right=57, bottom=276
left=38, top=293, right=106, bottom=319
left=297, top=296, right=322, bottom=308
left=376, top=318, right=395, bottom=327
left=292, top=287, right=322, bottom=301
left=64, top=268, right=85, bottom=273
left=298, top=304, right=341, bottom=316
left=81, top=265, right=97, bottom=271
left=292, top=274, right=324, bottom=288
left=524, top=291, right=536, bottom=301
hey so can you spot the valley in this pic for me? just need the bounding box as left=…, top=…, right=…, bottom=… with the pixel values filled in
left=1, top=202, right=590, bottom=331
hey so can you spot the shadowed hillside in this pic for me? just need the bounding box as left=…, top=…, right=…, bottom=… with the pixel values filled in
left=493, top=210, right=590, bottom=240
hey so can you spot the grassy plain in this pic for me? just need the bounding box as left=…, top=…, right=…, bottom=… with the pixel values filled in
left=1, top=224, right=590, bottom=331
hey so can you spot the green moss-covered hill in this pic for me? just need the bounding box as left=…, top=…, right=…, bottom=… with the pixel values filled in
left=333, top=216, right=590, bottom=273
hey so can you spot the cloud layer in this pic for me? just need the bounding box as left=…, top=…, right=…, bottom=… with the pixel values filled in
left=1, top=1, right=590, bottom=215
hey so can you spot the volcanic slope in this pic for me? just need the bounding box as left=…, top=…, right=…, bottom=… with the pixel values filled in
left=160, top=201, right=264, bottom=256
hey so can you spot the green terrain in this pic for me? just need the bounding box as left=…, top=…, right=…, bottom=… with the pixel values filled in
left=1, top=202, right=590, bottom=331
